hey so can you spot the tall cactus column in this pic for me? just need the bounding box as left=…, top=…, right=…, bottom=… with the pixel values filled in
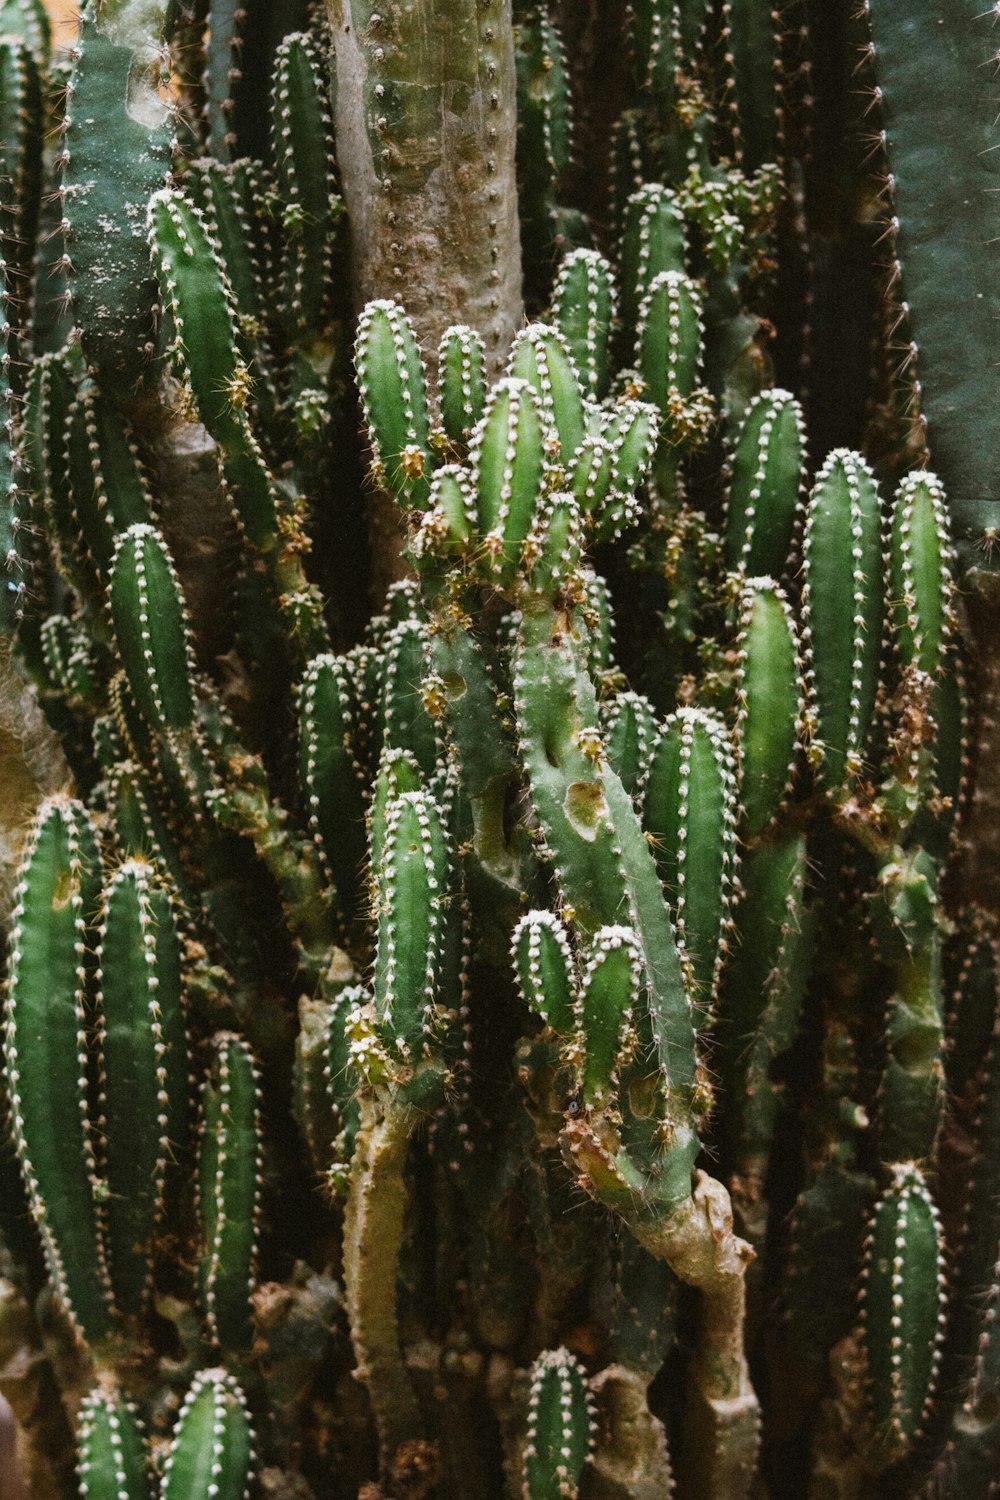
left=327, top=0, right=523, bottom=372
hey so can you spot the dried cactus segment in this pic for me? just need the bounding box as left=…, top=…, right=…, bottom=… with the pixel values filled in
left=198, top=1032, right=263, bottom=1355
left=723, top=388, right=804, bottom=577
left=354, top=298, right=432, bottom=509
left=522, top=1346, right=595, bottom=1500
left=552, top=249, right=616, bottom=401
left=161, top=1367, right=255, bottom=1500
left=642, top=705, right=738, bottom=1010
left=734, top=576, right=802, bottom=839
left=860, top=1164, right=945, bottom=1463
left=77, top=1384, right=150, bottom=1500
left=801, top=449, right=884, bottom=790
left=95, top=859, right=188, bottom=1321
left=2, top=794, right=113, bottom=1343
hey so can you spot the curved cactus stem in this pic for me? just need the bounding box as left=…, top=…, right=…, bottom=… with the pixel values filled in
left=587, top=1363, right=674, bottom=1499
left=343, top=1092, right=425, bottom=1477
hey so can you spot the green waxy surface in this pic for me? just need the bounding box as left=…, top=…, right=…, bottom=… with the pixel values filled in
left=3, top=796, right=111, bottom=1343
left=736, top=578, right=801, bottom=838
left=438, top=324, right=487, bottom=444
left=355, top=299, right=432, bottom=508
left=724, top=390, right=804, bottom=576
left=198, top=1033, right=261, bottom=1354
left=552, top=249, right=615, bottom=401
left=63, top=7, right=172, bottom=383
left=77, top=1386, right=150, bottom=1500
left=889, top=472, right=953, bottom=679
left=161, top=1369, right=253, bottom=1500
left=98, top=861, right=188, bottom=1319
left=472, top=377, right=547, bottom=585
left=866, top=2, right=1000, bottom=514
left=512, top=910, right=575, bottom=1035
left=523, top=1347, right=593, bottom=1500
left=299, top=652, right=368, bottom=926
left=802, top=450, right=884, bottom=789
left=109, top=524, right=196, bottom=734
left=643, top=706, right=737, bottom=1008
left=372, top=789, right=449, bottom=1059
left=862, top=1166, right=944, bottom=1459
left=578, top=926, right=642, bottom=1106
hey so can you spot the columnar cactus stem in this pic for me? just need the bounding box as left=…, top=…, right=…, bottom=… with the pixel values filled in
left=327, top=0, right=523, bottom=372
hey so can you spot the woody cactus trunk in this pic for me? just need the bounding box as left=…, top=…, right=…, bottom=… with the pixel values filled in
left=0, top=1, right=998, bottom=1498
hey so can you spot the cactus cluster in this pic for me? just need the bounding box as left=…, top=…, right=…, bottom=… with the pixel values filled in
left=0, top=3, right=996, bottom=1499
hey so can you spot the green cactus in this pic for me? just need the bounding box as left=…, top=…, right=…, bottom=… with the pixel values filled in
left=0, top=7, right=996, bottom=1500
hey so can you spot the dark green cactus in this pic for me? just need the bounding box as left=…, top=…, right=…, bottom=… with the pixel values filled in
left=0, top=7, right=994, bottom=1500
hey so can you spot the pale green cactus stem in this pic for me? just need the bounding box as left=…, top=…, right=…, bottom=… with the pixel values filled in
left=77, top=1382, right=150, bottom=1500
left=198, top=1031, right=263, bottom=1356
left=575, top=925, right=644, bottom=1109
left=438, top=324, right=487, bottom=447
left=327, top=0, right=522, bottom=371
left=508, top=323, right=586, bottom=469
left=859, top=1164, right=946, bottom=1466
left=512, top=909, right=576, bottom=1035
left=2, top=794, right=113, bottom=1346
left=471, top=374, right=548, bottom=585
left=522, top=1347, right=595, bottom=1500
left=95, top=859, right=188, bottom=1321
left=298, top=651, right=368, bottom=935
left=800, top=449, right=883, bottom=792
left=354, top=298, right=432, bottom=509
left=160, top=1367, right=255, bottom=1500
left=619, top=183, right=686, bottom=342
left=551, top=248, right=615, bottom=402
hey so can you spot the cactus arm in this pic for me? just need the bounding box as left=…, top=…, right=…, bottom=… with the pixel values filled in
left=723, top=0, right=781, bottom=171
left=61, top=1, right=173, bottom=384
left=801, top=450, right=884, bottom=791
left=733, top=578, right=802, bottom=840
left=95, top=861, right=188, bottom=1320
left=522, top=1347, right=594, bottom=1500
left=327, top=0, right=523, bottom=372
left=198, top=1032, right=262, bottom=1355
left=77, top=1383, right=150, bottom=1500
left=723, top=389, right=804, bottom=577
left=859, top=1164, right=945, bottom=1464
left=160, top=1368, right=254, bottom=1500
left=2, top=795, right=113, bottom=1344
left=552, top=249, right=615, bottom=402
